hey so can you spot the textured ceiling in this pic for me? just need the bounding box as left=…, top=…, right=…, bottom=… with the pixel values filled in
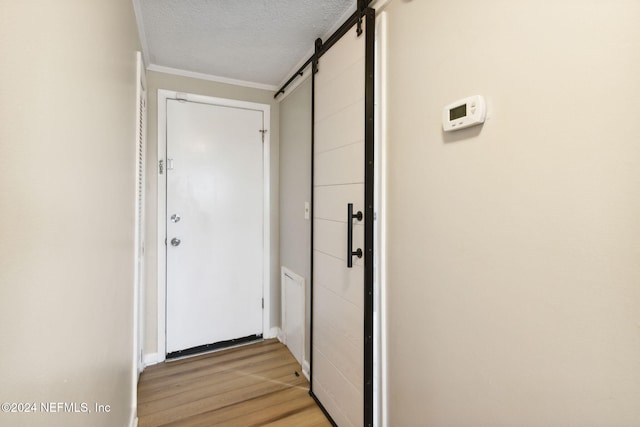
left=136, top=0, right=356, bottom=89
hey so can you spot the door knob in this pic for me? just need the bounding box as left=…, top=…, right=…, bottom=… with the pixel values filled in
left=170, top=214, right=181, bottom=223
left=171, top=237, right=181, bottom=247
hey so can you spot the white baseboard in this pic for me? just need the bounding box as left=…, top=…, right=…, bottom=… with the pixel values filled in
left=302, top=360, right=310, bottom=381
left=266, top=326, right=280, bottom=339
left=276, top=327, right=286, bottom=344
left=129, top=411, right=138, bottom=427
left=143, top=352, right=162, bottom=367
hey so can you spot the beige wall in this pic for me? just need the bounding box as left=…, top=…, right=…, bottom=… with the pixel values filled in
left=278, top=77, right=313, bottom=360
left=0, top=1, right=140, bottom=426
left=144, top=71, right=280, bottom=355
left=383, top=0, right=640, bottom=424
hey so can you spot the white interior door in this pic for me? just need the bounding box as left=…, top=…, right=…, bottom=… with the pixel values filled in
left=312, top=13, right=374, bottom=427
left=166, top=99, right=264, bottom=356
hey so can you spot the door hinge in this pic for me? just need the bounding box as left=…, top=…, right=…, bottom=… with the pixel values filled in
left=261, top=298, right=264, bottom=309
left=259, top=129, right=267, bottom=143
left=159, top=159, right=164, bottom=175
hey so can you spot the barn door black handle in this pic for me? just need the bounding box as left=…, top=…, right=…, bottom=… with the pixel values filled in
left=347, top=203, right=363, bottom=268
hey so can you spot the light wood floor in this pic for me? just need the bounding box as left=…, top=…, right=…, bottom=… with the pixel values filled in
left=137, top=339, right=332, bottom=426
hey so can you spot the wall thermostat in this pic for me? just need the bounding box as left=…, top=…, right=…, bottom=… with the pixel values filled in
left=442, top=95, right=486, bottom=132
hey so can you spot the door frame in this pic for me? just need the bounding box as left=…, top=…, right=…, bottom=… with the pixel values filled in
left=156, top=89, right=272, bottom=361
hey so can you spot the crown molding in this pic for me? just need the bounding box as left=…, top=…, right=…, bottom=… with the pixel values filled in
left=147, top=64, right=279, bottom=92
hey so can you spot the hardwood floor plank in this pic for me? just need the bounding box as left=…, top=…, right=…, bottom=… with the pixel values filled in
left=138, top=351, right=296, bottom=404
left=139, top=341, right=285, bottom=391
left=163, top=388, right=314, bottom=427
left=139, top=372, right=303, bottom=426
left=137, top=340, right=331, bottom=427
left=261, top=408, right=333, bottom=427
left=139, top=364, right=304, bottom=416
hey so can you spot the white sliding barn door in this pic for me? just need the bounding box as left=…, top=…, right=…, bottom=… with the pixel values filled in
left=312, top=12, right=374, bottom=427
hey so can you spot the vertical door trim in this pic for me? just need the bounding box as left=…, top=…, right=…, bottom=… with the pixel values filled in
left=374, top=9, right=389, bottom=427
left=156, top=90, right=272, bottom=361
left=132, top=51, right=146, bottom=417
left=309, top=7, right=376, bottom=427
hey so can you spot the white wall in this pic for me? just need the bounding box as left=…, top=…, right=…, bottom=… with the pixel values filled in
left=144, top=70, right=280, bottom=356
left=383, top=0, right=640, bottom=425
left=0, top=1, right=141, bottom=426
left=278, top=77, right=312, bottom=360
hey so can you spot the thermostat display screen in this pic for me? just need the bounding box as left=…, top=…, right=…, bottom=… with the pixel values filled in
left=443, top=95, right=485, bottom=132
left=449, top=104, right=467, bottom=120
